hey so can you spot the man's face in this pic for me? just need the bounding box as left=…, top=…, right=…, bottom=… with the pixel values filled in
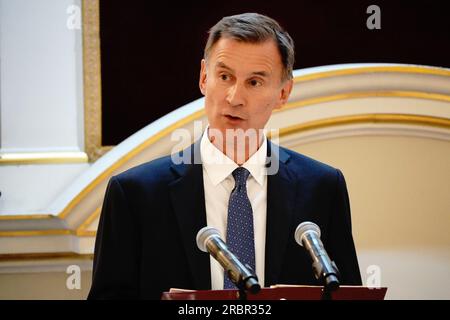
left=199, top=37, right=293, bottom=137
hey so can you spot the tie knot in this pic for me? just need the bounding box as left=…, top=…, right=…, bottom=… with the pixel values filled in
left=232, top=167, right=250, bottom=187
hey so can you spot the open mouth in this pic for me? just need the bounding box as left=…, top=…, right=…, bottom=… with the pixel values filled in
left=225, top=115, right=244, bottom=121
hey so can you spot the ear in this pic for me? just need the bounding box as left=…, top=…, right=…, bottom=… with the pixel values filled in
left=199, top=59, right=207, bottom=95
left=274, top=79, right=293, bottom=110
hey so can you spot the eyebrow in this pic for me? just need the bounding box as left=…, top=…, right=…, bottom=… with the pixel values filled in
left=215, top=61, right=269, bottom=78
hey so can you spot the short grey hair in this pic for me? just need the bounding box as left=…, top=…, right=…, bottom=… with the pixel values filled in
left=204, top=13, right=295, bottom=81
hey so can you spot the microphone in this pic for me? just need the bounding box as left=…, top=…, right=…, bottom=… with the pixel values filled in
left=294, top=221, right=340, bottom=291
left=196, top=226, right=261, bottom=294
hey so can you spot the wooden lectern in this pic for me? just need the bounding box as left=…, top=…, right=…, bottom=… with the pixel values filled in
left=161, top=286, right=387, bottom=300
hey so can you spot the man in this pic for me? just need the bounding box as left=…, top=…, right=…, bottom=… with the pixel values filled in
left=88, top=13, right=361, bottom=300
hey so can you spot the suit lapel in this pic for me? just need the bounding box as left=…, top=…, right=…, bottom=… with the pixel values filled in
left=265, top=141, right=297, bottom=286
left=169, top=141, right=211, bottom=290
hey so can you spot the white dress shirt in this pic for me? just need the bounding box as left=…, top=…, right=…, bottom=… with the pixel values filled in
left=200, top=126, right=267, bottom=289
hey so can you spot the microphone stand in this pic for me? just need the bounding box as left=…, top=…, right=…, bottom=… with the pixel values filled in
left=227, top=265, right=260, bottom=300
left=321, top=287, right=333, bottom=300
left=237, top=287, right=248, bottom=301
left=318, top=260, right=340, bottom=300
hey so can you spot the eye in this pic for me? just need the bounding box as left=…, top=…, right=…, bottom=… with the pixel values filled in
left=220, top=74, right=230, bottom=81
left=249, top=79, right=262, bottom=87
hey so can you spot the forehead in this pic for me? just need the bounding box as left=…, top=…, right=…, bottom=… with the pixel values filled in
left=207, top=38, right=283, bottom=77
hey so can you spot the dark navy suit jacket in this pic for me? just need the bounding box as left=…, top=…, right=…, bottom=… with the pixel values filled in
left=88, top=140, right=362, bottom=299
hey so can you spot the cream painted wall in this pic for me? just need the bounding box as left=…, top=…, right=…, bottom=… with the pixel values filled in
left=0, top=271, right=91, bottom=300
left=290, top=135, right=450, bottom=299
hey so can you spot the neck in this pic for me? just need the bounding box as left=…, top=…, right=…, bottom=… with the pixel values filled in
left=207, top=127, right=264, bottom=165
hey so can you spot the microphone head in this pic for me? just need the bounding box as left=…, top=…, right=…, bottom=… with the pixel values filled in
left=294, top=221, right=321, bottom=247
left=196, top=226, right=221, bottom=252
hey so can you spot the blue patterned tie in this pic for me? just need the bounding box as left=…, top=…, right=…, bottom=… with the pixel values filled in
left=224, top=167, right=255, bottom=289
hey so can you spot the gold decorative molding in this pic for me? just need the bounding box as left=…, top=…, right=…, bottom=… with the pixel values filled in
left=75, top=206, right=101, bottom=237
left=293, top=65, right=450, bottom=83
left=281, top=90, right=450, bottom=111
left=82, top=0, right=111, bottom=161
left=0, top=252, right=93, bottom=262
left=76, top=230, right=97, bottom=237
left=0, top=214, right=55, bottom=221
left=0, top=230, right=74, bottom=237
left=275, top=114, right=450, bottom=139
left=0, top=152, right=88, bottom=165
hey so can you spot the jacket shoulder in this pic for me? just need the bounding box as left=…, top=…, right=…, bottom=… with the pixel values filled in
left=279, top=145, right=341, bottom=180
left=112, top=154, right=177, bottom=187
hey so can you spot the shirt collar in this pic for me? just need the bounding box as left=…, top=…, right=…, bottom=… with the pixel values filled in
left=200, top=125, right=267, bottom=186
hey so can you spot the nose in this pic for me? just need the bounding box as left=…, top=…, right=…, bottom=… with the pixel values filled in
left=226, top=82, right=245, bottom=107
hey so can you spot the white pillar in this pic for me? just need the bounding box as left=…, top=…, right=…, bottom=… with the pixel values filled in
left=0, top=0, right=88, bottom=215
left=0, top=0, right=84, bottom=153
